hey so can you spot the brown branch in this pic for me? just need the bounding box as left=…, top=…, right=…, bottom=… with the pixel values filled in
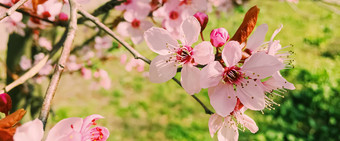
left=0, top=0, right=28, bottom=21
left=38, top=0, right=78, bottom=128
left=78, top=8, right=214, bottom=115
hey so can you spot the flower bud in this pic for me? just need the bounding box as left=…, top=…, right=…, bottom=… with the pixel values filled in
left=58, top=12, right=69, bottom=22
left=193, top=12, right=208, bottom=32
left=0, top=93, right=12, bottom=116
left=210, top=28, right=229, bottom=47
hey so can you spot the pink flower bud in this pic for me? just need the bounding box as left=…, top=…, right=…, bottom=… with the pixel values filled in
left=210, top=28, right=229, bottom=47
left=58, top=12, right=68, bottom=22
left=0, top=93, right=12, bottom=116
left=193, top=12, right=208, bottom=32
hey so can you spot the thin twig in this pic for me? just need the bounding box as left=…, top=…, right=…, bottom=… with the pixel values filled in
left=0, top=29, right=69, bottom=94
left=0, top=0, right=28, bottom=21
left=78, top=8, right=214, bottom=115
left=38, top=0, right=78, bottom=128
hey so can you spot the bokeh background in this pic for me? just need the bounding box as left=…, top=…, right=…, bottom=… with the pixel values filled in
left=1, top=0, right=340, bottom=140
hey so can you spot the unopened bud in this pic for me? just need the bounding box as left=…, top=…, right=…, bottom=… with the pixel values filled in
left=58, top=12, right=69, bottom=22
left=194, top=12, right=208, bottom=32
left=210, top=28, right=229, bottom=47
left=0, top=93, right=12, bottom=116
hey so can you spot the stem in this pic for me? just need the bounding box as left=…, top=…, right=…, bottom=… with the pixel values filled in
left=78, top=8, right=214, bottom=115
left=38, top=0, right=78, bottom=128
left=200, top=32, right=205, bottom=41
left=0, top=0, right=28, bottom=21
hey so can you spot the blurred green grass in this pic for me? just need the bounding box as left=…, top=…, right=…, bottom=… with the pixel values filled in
left=37, top=0, right=340, bottom=140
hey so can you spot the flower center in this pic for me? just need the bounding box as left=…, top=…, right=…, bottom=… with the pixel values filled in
left=124, top=0, right=132, bottom=5
left=131, top=19, right=140, bottom=28
left=223, top=66, right=241, bottom=84
left=42, top=11, right=51, bottom=18
left=169, top=11, right=179, bottom=20
left=180, top=0, right=192, bottom=5
left=90, top=127, right=104, bottom=141
left=176, top=46, right=193, bottom=64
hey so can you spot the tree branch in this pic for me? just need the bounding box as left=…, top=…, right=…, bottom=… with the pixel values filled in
left=78, top=8, right=214, bottom=115
left=0, top=0, right=28, bottom=21
left=38, top=0, right=78, bottom=128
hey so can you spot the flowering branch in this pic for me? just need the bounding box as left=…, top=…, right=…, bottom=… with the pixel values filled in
left=38, top=0, right=78, bottom=128
left=78, top=8, right=214, bottom=115
left=0, top=0, right=27, bottom=21
left=0, top=29, right=69, bottom=94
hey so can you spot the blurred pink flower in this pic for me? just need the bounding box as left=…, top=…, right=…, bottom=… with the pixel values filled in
left=94, top=36, right=113, bottom=50
left=19, top=56, right=32, bottom=71
left=39, top=37, right=53, bottom=51
left=93, top=69, right=111, bottom=90
left=13, top=119, right=44, bottom=141
left=120, top=54, right=128, bottom=64
left=200, top=41, right=284, bottom=116
left=0, top=8, right=26, bottom=36
left=34, top=53, right=53, bottom=76
left=125, top=59, right=145, bottom=72
left=116, top=0, right=151, bottom=18
left=37, top=0, right=63, bottom=21
left=144, top=16, right=214, bottom=94
left=116, top=10, right=153, bottom=44
left=81, top=67, right=92, bottom=80
left=66, top=55, right=82, bottom=72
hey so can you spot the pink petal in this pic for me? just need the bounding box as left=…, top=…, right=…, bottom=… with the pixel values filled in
left=239, top=114, right=259, bottom=133
left=81, top=114, right=104, bottom=133
left=270, top=24, right=283, bottom=42
left=179, top=16, right=201, bottom=46
left=149, top=55, right=177, bottom=83
left=217, top=117, right=239, bottom=141
left=236, top=80, right=265, bottom=110
left=144, top=27, right=179, bottom=55
left=13, top=119, right=44, bottom=141
left=191, top=0, right=208, bottom=12
left=116, top=22, right=130, bottom=37
left=264, top=72, right=295, bottom=90
left=209, top=83, right=237, bottom=117
left=140, top=20, right=153, bottom=31
left=241, top=52, right=284, bottom=79
left=200, top=61, right=224, bottom=88
left=208, top=114, right=223, bottom=138
left=46, top=117, right=83, bottom=141
left=247, top=24, right=268, bottom=51
left=222, top=41, right=242, bottom=67
left=181, top=64, right=201, bottom=95
left=192, top=41, right=214, bottom=65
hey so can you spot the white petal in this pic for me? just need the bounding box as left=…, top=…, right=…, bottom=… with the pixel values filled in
left=209, top=83, right=237, bottom=117
left=192, top=41, right=214, bottom=65
left=222, top=41, right=242, bottom=67
left=149, top=55, right=177, bottom=83
left=264, top=71, right=295, bottom=90
left=242, top=52, right=284, bottom=79
left=200, top=61, right=224, bottom=88
left=247, top=24, right=268, bottom=51
left=239, top=114, right=259, bottom=133
left=179, top=16, right=200, bottom=45
left=217, top=119, right=239, bottom=141
left=14, top=119, right=44, bottom=141
left=181, top=64, right=201, bottom=95
left=144, top=27, right=179, bottom=55
left=208, top=114, right=223, bottom=138
left=236, top=79, right=265, bottom=110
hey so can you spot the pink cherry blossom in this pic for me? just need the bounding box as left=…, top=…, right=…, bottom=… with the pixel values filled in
left=58, top=12, right=69, bottom=22
left=210, top=28, right=229, bottom=47
left=144, top=16, right=214, bottom=95
left=116, top=0, right=151, bottom=19
left=93, top=69, right=111, bottom=90
left=209, top=108, right=258, bottom=141
left=116, top=10, right=153, bottom=44
left=46, top=114, right=109, bottom=141
left=0, top=8, right=26, bottom=36
left=36, top=0, right=63, bottom=21
left=19, top=56, right=32, bottom=71
left=34, top=53, right=53, bottom=76
left=66, top=55, right=82, bottom=72
left=81, top=67, right=92, bottom=80
left=200, top=41, right=284, bottom=116
left=94, top=36, right=113, bottom=50
left=125, top=58, right=145, bottom=72
left=39, top=37, right=53, bottom=51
